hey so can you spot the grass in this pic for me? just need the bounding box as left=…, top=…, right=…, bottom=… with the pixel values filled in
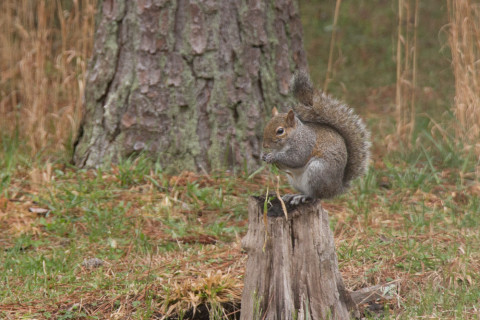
left=1, top=0, right=480, bottom=319
left=0, top=152, right=251, bottom=319
left=447, top=0, right=480, bottom=155
left=2, top=134, right=480, bottom=319
left=0, top=0, right=96, bottom=154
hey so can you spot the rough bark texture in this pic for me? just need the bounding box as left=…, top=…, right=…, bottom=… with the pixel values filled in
left=73, top=0, right=307, bottom=170
left=240, top=197, right=357, bottom=320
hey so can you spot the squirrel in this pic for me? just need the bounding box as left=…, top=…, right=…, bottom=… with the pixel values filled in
left=262, top=71, right=370, bottom=205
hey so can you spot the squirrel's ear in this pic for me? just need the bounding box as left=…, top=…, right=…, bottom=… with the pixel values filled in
left=286, top=109, right=295, bottom=127
left=271, top=107, right=279, bottom=117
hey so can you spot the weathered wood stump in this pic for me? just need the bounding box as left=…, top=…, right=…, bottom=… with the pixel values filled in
left=240, top=196, right=357, bottom=320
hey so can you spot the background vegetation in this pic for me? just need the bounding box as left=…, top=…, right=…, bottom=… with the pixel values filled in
left=1, top=0, right=479, bottom=319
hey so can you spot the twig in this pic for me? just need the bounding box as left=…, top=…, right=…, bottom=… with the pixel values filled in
left=275, top=175, right=288, bottom=220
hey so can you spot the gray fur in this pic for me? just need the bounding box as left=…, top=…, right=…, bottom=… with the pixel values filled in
left=284, top=157, right=345, bottom=199
left=263, top=119, right=316, bottom=169
left=263, top=119, right=348, bottom=199
left=262, top=71, right=370, bottom=201
left=292, top=73, right=371, bottom=188
left=291, top=70, right=314, bottom=106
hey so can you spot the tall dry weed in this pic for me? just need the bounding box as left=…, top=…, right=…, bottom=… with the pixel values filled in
left=324, top=0, right=342, bottom=94
left=0, top=0, right=96, bottom=154
left=447, top=0, right=480, bottom=156
left=391, top=0, right=419, bottom=149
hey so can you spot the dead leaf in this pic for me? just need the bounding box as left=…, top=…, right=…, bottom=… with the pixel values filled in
left=28, top=207, right=50, bottom=216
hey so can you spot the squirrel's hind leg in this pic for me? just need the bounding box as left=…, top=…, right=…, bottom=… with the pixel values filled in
left=303, top=157, right=344, bottom=199
left=282, top=194, right=312, bottom=205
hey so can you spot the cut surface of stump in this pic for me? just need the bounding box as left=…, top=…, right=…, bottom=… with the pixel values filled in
left=240, top=196, right=357, bottom=320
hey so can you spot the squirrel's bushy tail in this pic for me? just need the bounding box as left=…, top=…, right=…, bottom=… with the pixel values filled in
left=291, top=71, right=371, bottom=187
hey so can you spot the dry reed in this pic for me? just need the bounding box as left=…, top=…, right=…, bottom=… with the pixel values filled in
left=324, top=0, right=343, bottom=94
left=447, top=0, right=480, bottom=156
left=393, top=0, right=419, bottom=149
left=0, top=0, right=96, bottom=154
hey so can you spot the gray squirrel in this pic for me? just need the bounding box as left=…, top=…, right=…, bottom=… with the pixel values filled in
left=262, top=71, right=370, bottom=205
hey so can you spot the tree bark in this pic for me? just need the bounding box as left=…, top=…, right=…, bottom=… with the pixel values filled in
left=73, top=0, right=307, bottom=170
left=240, top=197, right=357, bottom=320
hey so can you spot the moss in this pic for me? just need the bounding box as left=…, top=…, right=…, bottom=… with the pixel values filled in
left=128, top=4, right=141, bottom=51
left=193, top=51, right=217, bottom=78
left=91, top=22, right=120, bottom=102
left=258, top=57, right=278, bottom=109
left=207, top=124, right=222, bottom=169
left=163, top=1, right=177, bottom=52
left=164, top=58, right=200, bottom=172
left=103, top=71, right=134, bottom=137
left=265, top=0, right=280, bottom=46
left=206, top=9, right=220, bottom=51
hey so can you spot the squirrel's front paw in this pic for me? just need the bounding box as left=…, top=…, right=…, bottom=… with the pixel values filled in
left=283, top=194, right=311, bottom=205
left=262, top=153, right=275, bottom=163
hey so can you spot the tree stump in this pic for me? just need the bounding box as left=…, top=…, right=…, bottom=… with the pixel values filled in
left=240, top=196, right=357, bottom=320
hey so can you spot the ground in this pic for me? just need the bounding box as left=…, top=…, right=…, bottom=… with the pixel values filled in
left=1, top=152, right=480, bottom=318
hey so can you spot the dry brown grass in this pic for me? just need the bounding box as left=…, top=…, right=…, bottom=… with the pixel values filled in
left=0, top=0, right=96, bottom=154
left=447, top=0, right=480, bottom=157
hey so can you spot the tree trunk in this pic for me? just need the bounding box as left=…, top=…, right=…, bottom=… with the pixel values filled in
left=240, top=197, right=357, bottom=320
left=73, top=0, right=307, bottom=170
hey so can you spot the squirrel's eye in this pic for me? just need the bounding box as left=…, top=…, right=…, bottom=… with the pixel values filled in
left=276, top=128, right=285, bottom=135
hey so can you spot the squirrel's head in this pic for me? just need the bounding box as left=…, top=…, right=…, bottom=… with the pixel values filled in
left=263, top=108, right=297, bottom=150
